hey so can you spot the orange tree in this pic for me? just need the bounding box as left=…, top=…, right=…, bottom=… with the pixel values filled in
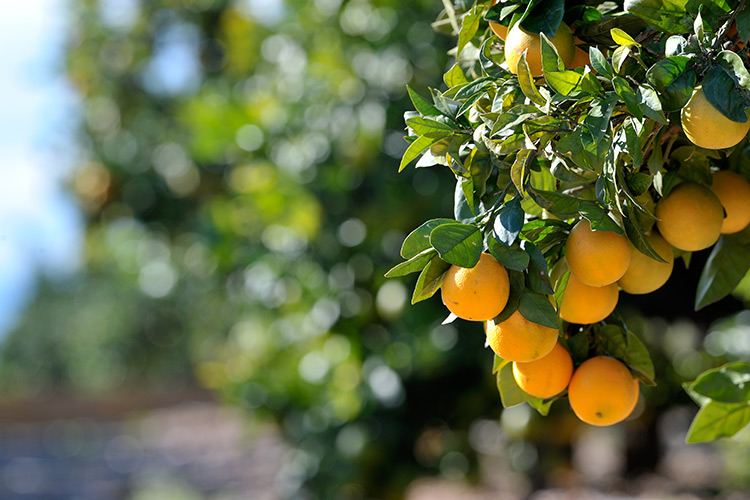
left=390, top=0, right=750, bottom=440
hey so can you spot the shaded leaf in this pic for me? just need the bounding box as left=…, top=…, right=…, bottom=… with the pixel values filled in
left=518, top=290, right=558, bottom=329
left=695, top=228, right=750, bottom=310
left=494, top=197, right=524, bottom=246
left=489, top=238, right=530, bottom=271
left=411, top=255, right=451, bottom=304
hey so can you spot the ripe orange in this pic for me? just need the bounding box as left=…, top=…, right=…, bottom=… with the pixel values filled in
left=569, top=44, right=589, bottom=68
left=512, top=342, right=573, bottom=399
left=559, top=272, right=618, bottom=324
left=655, top=182, right=724, bottom=251
left=486, top=310, right=558, bottom=362
left=505, top=22, right=575, bottom=77
left=568, top=356, right=639, bottom=426
left=565, top=218, right=631, bottom=287
left=618, top=232, right=674, bottom=295
left=711, top=170, right=750, bottom=234
left=681, top=87, right=750, bottom=150
left=441, top=253, right=510, bottom=321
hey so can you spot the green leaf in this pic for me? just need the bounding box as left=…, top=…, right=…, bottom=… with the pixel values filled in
left=385, top=248, right=438, bottom=278
left=624, top=0, right=692, bottom=34
left=578, top=201, right=625, bottom=234
left=566, top=327, right=590, bottom=363
left=429, top=223, right=483, bottom=268
left=539, top=32, right=565, bottom=74
left=645, top=56, right=697, bottom=112
left=516, top=53, right=546, bottom=106
left=544, top=70, right=584, bottom=96
left=497, top=361, right=532, bottom=407
left=444, top=63, right=469, bottom=88
left=493, top=269, right=525, bottom=324
left=401, top=218, right=455, bottom=259
left=488, top=238, right=530, bottom=271
left=494, top=197, right=524, bottom=246
left=610, top=27, right=638, bottom=46
left=637, top=84, right=668, bottom=124
left=685, top=400, right=750, bottom=444
left=695, top=228, right=750, bottom=310
left=407, top=85, right=443, bottom=117
left=611, top=44, right=630, bottom=73
left=595, top=325, right=656, bottom=385
left=411, top=255, right=451, bottom=304
left=589, top=47, right=614, bottom=78
left=623, top=203, right=667, bottom=263
left=527, top=397, right=555, bottom=416
left=406, top=117, right=456, bottom=137
left=510, top=149, right=534, bottom=194
left=689, top=362, right=750, bottom=403
left=612, top=76, right=643, bottom=119
left=518, top=290, right=558, bottom=329
left=716, top=50, right=750, bottom=89
left=524, top=242, right=554, bottom=294
left=737, top=4, right=750, bottom=44
left=527, top=187, right=579, bottom=218
left=552, top=269, right=569, bottom=312
left=399, top=135, right=450, bottom=172
left=454, top=178, right=475, bottom=224
left=702, top=65, right=750, bottom=123
left=457, top=6, right=481, bottom=58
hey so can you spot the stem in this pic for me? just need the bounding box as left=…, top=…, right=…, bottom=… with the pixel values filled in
left=712, top=1, right=746, bottom=53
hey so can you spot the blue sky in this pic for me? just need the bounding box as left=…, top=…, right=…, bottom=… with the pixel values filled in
left=0, top=1, right=83, bottom=336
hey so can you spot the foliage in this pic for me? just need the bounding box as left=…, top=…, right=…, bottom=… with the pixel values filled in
left=391, top=0, right=750, bottom=440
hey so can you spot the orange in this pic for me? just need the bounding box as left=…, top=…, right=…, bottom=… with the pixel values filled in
left=655, top=182, right=724, bottom=251
left=488, top=0, right=507, bottom=40
left=486, top=310, right=558, bottom=362
left=681, top=87, right=750, bottom=150
left=565, top=218, right=631, bottom=287
left=568, top=356, right=639, bottom=426
left=441, top=253, right=510, bottom=321
left=559, top=272, right=618, bottom=324
left=512, top=342, right=573, bottom=398
left=711, top=170, right=750, bottom=234
left=618, top=232, right=674, bottom=295
left=505, top=22, right=575, bottom=77
left=569, top=44, right=589, bottom=68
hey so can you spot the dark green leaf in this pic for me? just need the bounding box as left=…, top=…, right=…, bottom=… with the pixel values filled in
left=411, top=255, right=451, bottom=304
left=494, top=197, right=524, bottom=246
left=685, top=400, right=750, bottom=443
left=430, top=223, right=483, bottom=268
left=645, top=56, right=697, bottom=112
left=493, top=269, right=525, bottom=324
left=385, top=248, right=437, bottom=278
left=520, top=0, right=565, bottom=37
left=702, top=65, right=750, bottom=123
left=489, top=238, right=530, bottom=271
left=518, top=290, right=558, bottom=329
left=695, top=227, right=750, bottom=310
left=401, top=218, right=455, bottom=259
left=578, top=201, right=625, bottom=234
left=407, top=85, right=442, bottom=117
left=524, top=242, right=554, bottom=294
left=623, top=203, right=667, bottom=263
left=737, top=4, right=750, bottom=44
left=595, top=324, right=656, bottom=385
left=527, top=187, right=579, bottom=218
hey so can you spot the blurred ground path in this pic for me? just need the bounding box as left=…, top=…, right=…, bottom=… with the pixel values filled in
left=0, top=392, right=286, bottom=499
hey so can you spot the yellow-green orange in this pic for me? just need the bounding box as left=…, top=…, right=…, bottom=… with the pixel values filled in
left=565, top=218, right=631, bottom=287
left=505, top=22, right=575, bottom=77
left=442, top=253, right=510, bottom=321
left=655, top=182, right=724, bottom=251
left=559, top=272, right=618, bottom=324
left=711, top=170, right=750, bottom=234
left=618, top=232, right=674, bottom=295
left=681, top=87, right=750, bottom=150
left=486, top=310, right=557, bottom=362
left=512, top=342, right=573, bottom=399
left=568, top=356, right=639, bottom=426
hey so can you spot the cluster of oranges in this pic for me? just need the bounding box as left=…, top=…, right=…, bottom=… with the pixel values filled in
left=439, top=167, right=750, bottom=426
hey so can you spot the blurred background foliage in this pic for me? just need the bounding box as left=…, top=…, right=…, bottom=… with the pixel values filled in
left=3, top=0, right=750, bottom=499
